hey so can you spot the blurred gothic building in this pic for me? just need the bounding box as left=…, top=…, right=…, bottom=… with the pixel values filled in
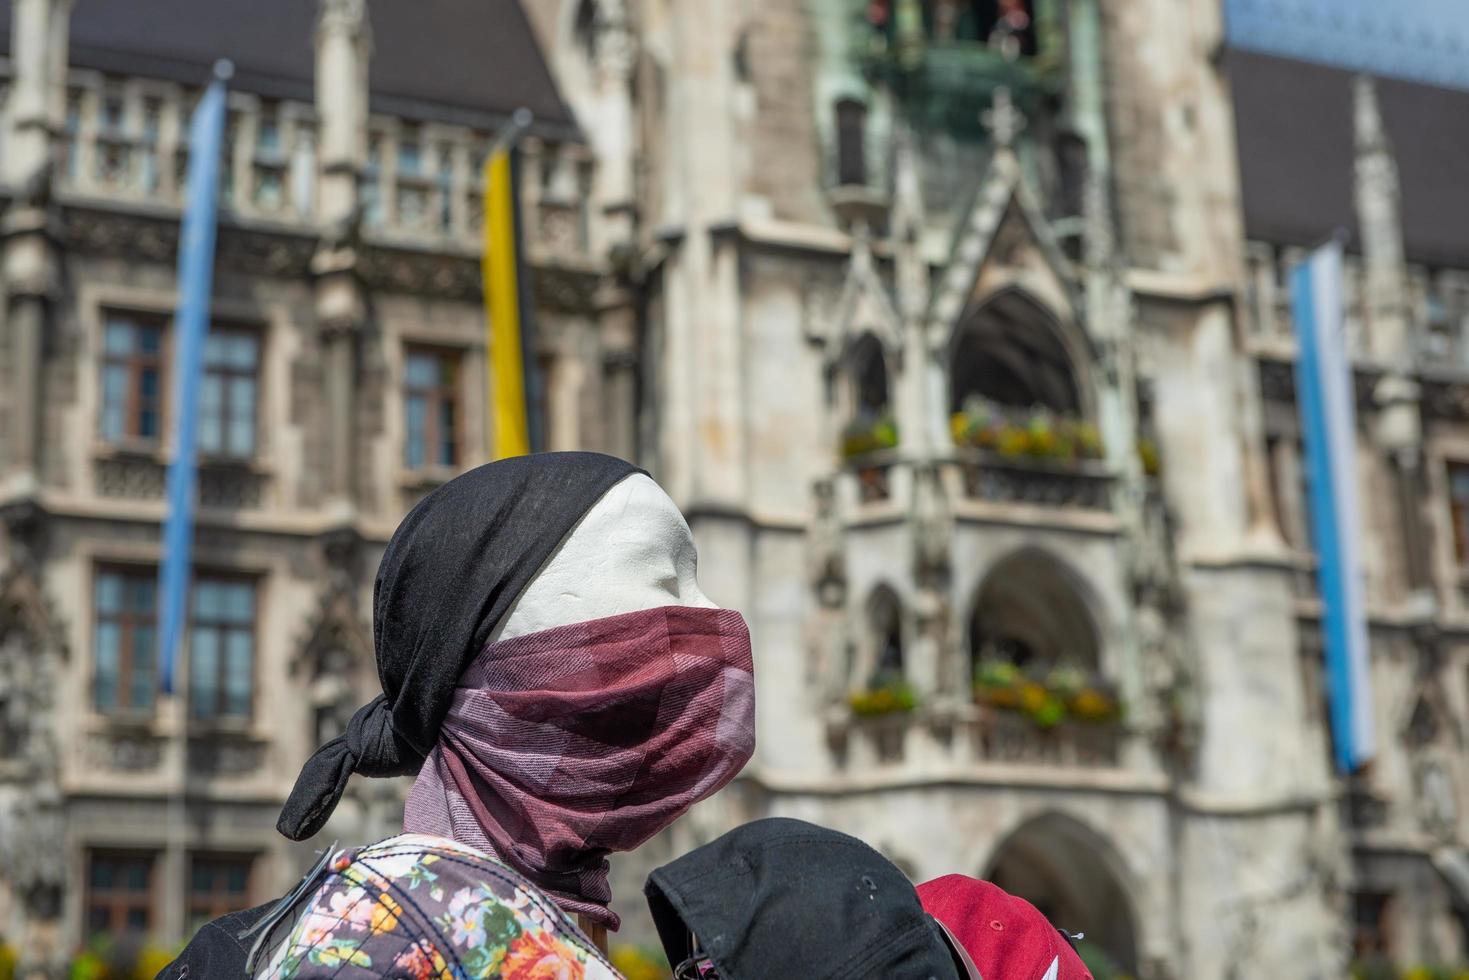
left=1, top=0, right=1468, bottom=976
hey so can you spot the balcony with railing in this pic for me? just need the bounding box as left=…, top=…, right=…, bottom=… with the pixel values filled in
left=54, top=72, right=594, bottom=262
left=827, top=550, right=1134, bottom=781
left=1243, top=241, right=1469, bottom=375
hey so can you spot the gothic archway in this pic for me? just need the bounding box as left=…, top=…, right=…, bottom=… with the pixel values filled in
left=984, top=812, right=1140, bottom=977
left=969, top=549, right=1101, bottom=676
left=949, top=288, right=1084, bottom=416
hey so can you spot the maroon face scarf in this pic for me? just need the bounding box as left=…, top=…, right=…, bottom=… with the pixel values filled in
left=403, top=605, right=756, bottom=929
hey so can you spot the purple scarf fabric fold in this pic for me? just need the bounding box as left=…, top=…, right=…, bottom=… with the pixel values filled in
left=404, top=605, right=756, bottom=929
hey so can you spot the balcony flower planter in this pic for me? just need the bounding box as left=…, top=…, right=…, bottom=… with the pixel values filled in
left=973, top=660, right=1123, bottom=729
left=848, top=678, right=918, bottom=717
left=950, top=402, right=1103, bottom=464
left=841, top=414, right=899, bottom=459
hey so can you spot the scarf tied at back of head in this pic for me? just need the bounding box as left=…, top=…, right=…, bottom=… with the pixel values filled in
left=278, top=452, right=756, bottom=928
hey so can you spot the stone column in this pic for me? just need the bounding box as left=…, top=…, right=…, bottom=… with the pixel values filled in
left=2, top=0, right=68, bottom=497
left=588, top=0, right=638, bottom=251
left=1355, top=75, right=1433, bottom=603
left=313, top=0, right=371, bottom=518
left=315, top=0, right=370, bottom=229
left=5, top=0, right=71, bottom=184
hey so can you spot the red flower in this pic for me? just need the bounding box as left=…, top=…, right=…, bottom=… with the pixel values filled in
left=502, top=930, right=584, bottom=980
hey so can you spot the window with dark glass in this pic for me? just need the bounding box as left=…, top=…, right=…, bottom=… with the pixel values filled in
left=403, top=348, right=460, bottom=470
left=100, top=313, right=165, bottom=444
left=189, top=577, right=256, bottom=721
left=1449, top=462, right=1469, bottom=564
left=199, top=329, right=260, bottom=458
left=867, top=586, right=905, bottom=686
left=86, top=851, right=156, bottom=937
left=94, top=566, right=159, bottom=714
left=1352, top=891, right=1394, bottom=961
left=834, top=98, right=868, bottom=188
left=187, top=854, right=254, bottom=933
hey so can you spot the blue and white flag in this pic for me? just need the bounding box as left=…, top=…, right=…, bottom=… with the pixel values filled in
left=1290, top=240, right=1374, bottom=773
left=158, top=62, right=231, bottom=696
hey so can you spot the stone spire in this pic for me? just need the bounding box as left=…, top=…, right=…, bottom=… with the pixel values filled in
left=890, top=120, right=940, bottom=459
left=982, top=86, right=1025, bottom=152
left=1353, top=74, right=1409, bottom=366
left=1353, top=75, right=1433, bottom=603
left=315, top=0, right=372, bottom=226
left=4, top=0, right=71, bottom=184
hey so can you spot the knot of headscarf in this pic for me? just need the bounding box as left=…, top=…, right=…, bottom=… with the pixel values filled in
left=276, top=452, right=643, bottom=841
left=277, top=696, right=419, bottom=840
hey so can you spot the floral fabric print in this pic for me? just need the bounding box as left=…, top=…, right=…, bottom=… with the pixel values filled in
left=254, top=834, right=621, bottom=979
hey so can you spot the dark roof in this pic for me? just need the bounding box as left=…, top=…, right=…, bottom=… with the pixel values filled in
left=0, top=0, right=575, bottom=134
left=1226, top=48, right=1469, bottom=268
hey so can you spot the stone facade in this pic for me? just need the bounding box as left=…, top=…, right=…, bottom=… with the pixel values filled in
left=1, top=0, right=1467, bottom=976
left=0, top=0, right=634, bottom=974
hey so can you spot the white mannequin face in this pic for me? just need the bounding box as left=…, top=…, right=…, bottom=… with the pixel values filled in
left=496, top=473, right=717, bottom=640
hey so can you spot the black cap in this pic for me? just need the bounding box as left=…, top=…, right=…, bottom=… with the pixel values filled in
left=644, top=818, right=960, bottom=980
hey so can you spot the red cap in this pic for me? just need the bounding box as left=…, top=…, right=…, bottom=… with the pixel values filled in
left=917, top=875, right=1094, bottom=980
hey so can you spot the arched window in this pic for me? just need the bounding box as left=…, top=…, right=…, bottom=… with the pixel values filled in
left=969, top=550, right=1099, bottom=676
left=867, top=584, right=905, bottom=686
left=950, top=290, right=1081, bottom=416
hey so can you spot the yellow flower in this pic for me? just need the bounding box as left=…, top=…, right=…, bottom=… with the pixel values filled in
left=371, top=891, right=403, bottom=934
left=1019, top=682, right=1048, bottom=713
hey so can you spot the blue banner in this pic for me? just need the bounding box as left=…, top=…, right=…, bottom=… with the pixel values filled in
left=1290, top=240, right=1375, bottom=773
left=158, top=62, right=231, bottom=696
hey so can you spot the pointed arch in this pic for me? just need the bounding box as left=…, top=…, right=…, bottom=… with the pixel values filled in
left=983, top=810, right=1141, bottom=975
left=968, top=548, right=1102, bottom=675
left=949, top=286, right=1086, bottom=417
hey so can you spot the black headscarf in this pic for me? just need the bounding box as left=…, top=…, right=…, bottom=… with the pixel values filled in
left=277, top=452, right=643, bottom=841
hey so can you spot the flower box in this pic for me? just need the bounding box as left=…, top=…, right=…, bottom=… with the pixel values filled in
left=973, top=660, right=1123, bottom=728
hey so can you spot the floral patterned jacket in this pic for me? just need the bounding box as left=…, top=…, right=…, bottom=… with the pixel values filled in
left=248, top=834, right=623, bottom=979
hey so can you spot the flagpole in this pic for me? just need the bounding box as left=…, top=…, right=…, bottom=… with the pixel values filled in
left=489, top=106, right=534, bottom=158
left=482, top=108, right=535, bottom=461
left=163, top=58, right=232, bottom=944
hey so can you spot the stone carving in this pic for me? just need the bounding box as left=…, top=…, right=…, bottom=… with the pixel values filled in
left=0, top=562, right=67, bottom=938
left=189, top=737, right=267, bottom=776
left=94, top=456, right=167, bottom=500
left=1422, top=377, right=1469, bottom=421
left=198, top=466, right=268, bottom=510
left=807, top=477, right=846, bottom=606
left=59, top=205, right=316, bottom=277
left=1416, top=758, right=1458, bottom=839
left=85, top=730, right=165, bottom=772
left=806, top=477, right=853, bottom=701
left=537, top=202, right=584, bottom=255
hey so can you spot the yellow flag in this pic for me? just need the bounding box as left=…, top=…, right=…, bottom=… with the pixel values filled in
left=482, top=147, right=530, bottom=460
